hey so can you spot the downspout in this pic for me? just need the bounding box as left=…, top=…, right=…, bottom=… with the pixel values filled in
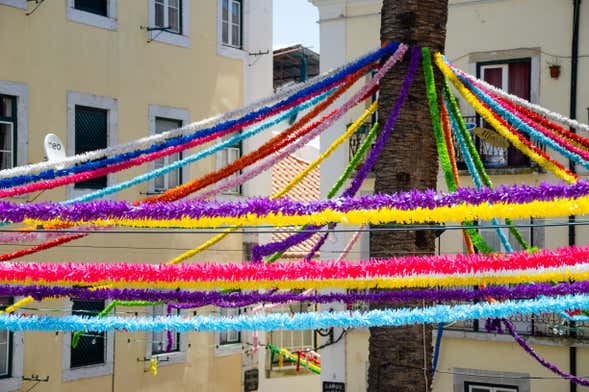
left=569, top=2, right=581, bottom=392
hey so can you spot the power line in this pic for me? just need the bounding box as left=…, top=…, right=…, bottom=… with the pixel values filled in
left=2, top=217, right=589, bottom=235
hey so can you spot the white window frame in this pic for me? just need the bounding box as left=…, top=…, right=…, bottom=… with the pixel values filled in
left=214, top=307, right=242, bottom=356
left=148, top=105, right=190, bottom=194
left=217, top=0, right=247, bottom=60
left=0, top=0, right=26, bottom=9
left=67, top=91, right=118, bottom=200
left=66, top=0, right=118, bottom=31
left=0, top=81, right=28, bottom=169
left=467, top=384, right=518, bottom=392
left=215, top=144, right=242, bottom=196
left=148, top=0, right=191, bottom=48
left=61, top=299, right=114, bottom=382
left=144, top=305, right=188, bottom=367
left=480, top=64, right=508, bottom=92
left=221, top=0, right=242, bottom=48
left=0, top=297, right=24, bottom=392
left=452, top=368, right=530, bottom=392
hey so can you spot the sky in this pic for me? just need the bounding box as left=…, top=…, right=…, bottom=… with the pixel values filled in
left=273, top=0, right=320, bottom=53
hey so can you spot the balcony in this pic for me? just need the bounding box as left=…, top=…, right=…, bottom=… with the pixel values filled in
left=348, top=122, right=375, bottom=167
left=452, top=116, right=543, bottom=174
left=445, top=312, right=589, bottom=342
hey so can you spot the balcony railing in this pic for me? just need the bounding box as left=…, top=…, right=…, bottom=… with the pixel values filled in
left=446, top=312, right=589, bottom=341
left=348, top=123, right=374, bottom=164
left=452, top=116, right=543, bottom=171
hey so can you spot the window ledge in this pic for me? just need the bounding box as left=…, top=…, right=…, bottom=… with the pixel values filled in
left=0, top=377, right=22, bottom=392
left=62, top=363, right=113, bottom=382
left=146, top=351, right=188, bottom=369
left=217, top=44, right=247, bottom=61
left=0, top=0, right=26, bottom=9
left=150, top=31, right=190, bottom=48
left=215, top=343, right=243, bottom=357
left=67, top=8, right=117, bottom=31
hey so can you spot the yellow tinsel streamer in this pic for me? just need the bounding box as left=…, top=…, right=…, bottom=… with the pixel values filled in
left=28, top=195, right=589, bottom=229
left=0, top=296, right=33, bottom=315
left=10, top=268, right=589, bottom=290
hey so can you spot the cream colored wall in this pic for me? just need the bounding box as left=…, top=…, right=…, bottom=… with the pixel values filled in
left=432, top=335, right=589, bottom=392
left=0, top=0, right=274, bottom=390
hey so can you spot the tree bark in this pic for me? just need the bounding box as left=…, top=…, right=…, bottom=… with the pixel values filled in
left=368, top=1, right=448, bottom=391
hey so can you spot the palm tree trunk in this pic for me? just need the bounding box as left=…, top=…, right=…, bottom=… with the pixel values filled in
left=367, top=1, right=448, bottom=391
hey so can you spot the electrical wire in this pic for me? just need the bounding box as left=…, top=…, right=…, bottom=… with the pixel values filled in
left=0, top=217, right=587, bottom=235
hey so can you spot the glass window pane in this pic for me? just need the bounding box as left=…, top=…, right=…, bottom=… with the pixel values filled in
left=70, top=300, right=105, bottom=368
left=74, top=0, right=108, bottom=16
left=169, top=0, right=179, bottom=8
left=0, top=123, right=13, bottom=170
left=155, top=2, right=165, bottom=27
left=232, top=24, right=240, bottom=47
left=222, top=0, right=229, bottom=22
left=152, top=305, right=179, bottom=354
left=168, top=7, right=180, bottom=33
left=0, top=96, right=13, bottom=118
left=231, top=1, right=240, bottom=24
left=154, top=118, right=182, bottom=192
left=75, top=106, right=108, bottom=189
left=222, top=21, right=229, bottom=44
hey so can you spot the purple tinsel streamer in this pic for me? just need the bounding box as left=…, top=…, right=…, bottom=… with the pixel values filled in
left=503, top=319, right=589, bottom=386
left=2, top=180, right=589, bottom=224
left=253, top=46, right=423, bottom=261
left=8, top=282, right=589, bottom=306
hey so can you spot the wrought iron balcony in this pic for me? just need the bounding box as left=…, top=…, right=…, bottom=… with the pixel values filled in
left=348, top=123, right=375, bottom=165
left=445, top=312, right=589, bottom=342
left=452, top=116, right=544, bottom=171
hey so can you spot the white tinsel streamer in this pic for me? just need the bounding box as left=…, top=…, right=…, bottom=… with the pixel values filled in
left=0, top=47, right=384, bottom=180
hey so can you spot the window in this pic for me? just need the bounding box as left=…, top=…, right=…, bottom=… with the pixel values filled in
left=0, top=297, right=12, bottom=379
left=0, top=82, right=27, bottom=172
left=152, top=118, right=183, bottom=192
left=67, top=92, right=117, bottom=199
left=217, top=139, right=242, bottom=195
left=222, top=0, right=242, bottom=48
left=74, top=0, right=107, bottom=16
left=67, top=0, right=117, bottom=30
left=70, top=300, right=105, bottom=368
left=475, top=59, right=532, bottom=169
left=465, top=382, right=518, bottom=392
left=148, top=0, right=190, bottom=47
left=74, top=106, right=108, bottom=189
left=151, top=305, right=180, bottom=355
left=218, top=308, right=241, bottom=346
left=148, top=105, right=189, bottom=194
left=155, top=0, right=182, bottom=34
left=62, top=297, right=113, bottom=381
left=145, top=305, right=188, bottom=366
left=0, top=95, right=17, bottom=170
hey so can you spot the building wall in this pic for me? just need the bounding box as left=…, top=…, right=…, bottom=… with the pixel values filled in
left=311, top=0, right=589, bottom=391
left=0, top=0, right=272, bottom=390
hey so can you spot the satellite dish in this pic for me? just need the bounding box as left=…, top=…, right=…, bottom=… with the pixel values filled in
left=473, top=127, right=510, bottom=148
left=44, top=133, right=66, bottom=163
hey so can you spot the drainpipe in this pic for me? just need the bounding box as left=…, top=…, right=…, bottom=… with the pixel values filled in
left=569, top=3, right=581, bottom=391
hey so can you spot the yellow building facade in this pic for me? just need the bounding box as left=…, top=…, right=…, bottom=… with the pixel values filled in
left=0, top=0, right=272, bottom=391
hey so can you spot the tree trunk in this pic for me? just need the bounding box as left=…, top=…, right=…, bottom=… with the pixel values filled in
left=367, top=1, right=448, bottom=391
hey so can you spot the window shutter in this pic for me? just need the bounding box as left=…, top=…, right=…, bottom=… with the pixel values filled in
left=75, top=106, right=108, bottom=189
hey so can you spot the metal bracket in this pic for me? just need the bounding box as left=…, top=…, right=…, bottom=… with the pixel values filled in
left=22, top=374, right=49, bottom=382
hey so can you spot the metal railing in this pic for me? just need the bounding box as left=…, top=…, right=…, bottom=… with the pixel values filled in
left=446, top=312, right=589, bottom=341
left=452, top=115, right=543, bottom=171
